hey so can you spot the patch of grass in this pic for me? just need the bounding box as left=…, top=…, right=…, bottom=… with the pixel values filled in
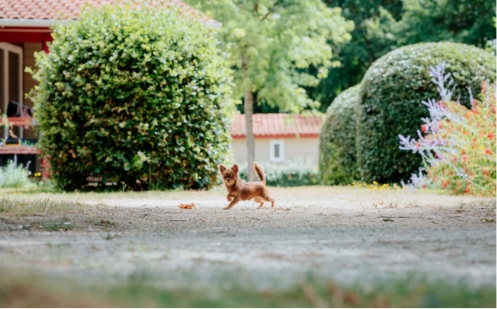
left=351, top=181, right=402, bottom=191
left=39, top=219, right=74, bottom=231
left=101, top=231, right=119, bottom=240
left=0, top=270, right=494, bottom=307
left=485, top=208, right=495, bottom=216
left=458, top=199, right=497, bottom=210
left=387, top=201, right=399, bottom=208
left=407, top=201, right=420, bottom=207
left=95, top=219, right=115, bottom=226
left=0, top=184, right=59, bottom=195
left=0, top=197, right=84, bottom=216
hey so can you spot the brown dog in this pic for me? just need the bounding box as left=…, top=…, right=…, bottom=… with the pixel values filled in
left=219, top=162, right=275, bottom=210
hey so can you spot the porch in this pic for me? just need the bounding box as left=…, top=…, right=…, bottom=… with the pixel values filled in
left=0, top=27, right=52, bottom=175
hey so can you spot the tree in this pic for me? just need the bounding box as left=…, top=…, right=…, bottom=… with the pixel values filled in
left=189, top=0, right=353, bottom=180
left=307, top=0, right=402, bottom=111
left=309, top=0, right=496, bottom=112
left=395, top=0, right=495, bottom=48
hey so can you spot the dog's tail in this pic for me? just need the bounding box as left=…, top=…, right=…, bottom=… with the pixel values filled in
left=253, top=162, right=266, bottom=185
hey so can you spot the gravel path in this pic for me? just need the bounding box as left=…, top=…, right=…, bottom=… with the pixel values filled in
left=0, top=186, right=495, bottom=288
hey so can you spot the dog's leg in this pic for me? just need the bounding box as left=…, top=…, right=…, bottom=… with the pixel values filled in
left=260, top=192, right=275, bottom=208
left=224, top=197, right=240, bottom=210
left=253, top=197, right=264, bottom=209
left=226, top=194, right=233, bottom=202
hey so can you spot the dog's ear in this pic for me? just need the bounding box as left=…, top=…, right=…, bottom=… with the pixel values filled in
left=231, top=164, right=238, bottom=173
left=219, top=165, right=226, bottom=173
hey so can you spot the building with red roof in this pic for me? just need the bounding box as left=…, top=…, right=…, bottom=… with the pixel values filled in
left=0, top=0, right=219, bottom=174
left=230, top=113, right=323, bottom=164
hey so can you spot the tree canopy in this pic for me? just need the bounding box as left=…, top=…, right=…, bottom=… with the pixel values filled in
left=308, top=0, right=496, bottom=111
left=189, top=0, right=354, bottom=113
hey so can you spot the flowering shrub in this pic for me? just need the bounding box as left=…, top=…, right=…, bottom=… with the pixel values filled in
left=238, top=157, right=319, bottom=187
left=357, top=42, right=495, bottom=184
left=399, top=62, right=496, bottom=197
left=0, top=161, right=36, bottom=189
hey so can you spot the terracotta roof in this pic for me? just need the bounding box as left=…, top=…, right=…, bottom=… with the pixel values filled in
left=0, top=0, right=219, bottom=26
left=231, top=114, right=323, bottom=139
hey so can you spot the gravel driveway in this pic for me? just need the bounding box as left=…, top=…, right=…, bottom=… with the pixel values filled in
left=0, top=186, right=495, bottom=288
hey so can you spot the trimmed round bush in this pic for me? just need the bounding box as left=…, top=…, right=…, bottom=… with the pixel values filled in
left=29, top=3, right=234, bottom=191
left=319, top=85, right=360, bottom=185
left=356, top=42, right=495, bottom=183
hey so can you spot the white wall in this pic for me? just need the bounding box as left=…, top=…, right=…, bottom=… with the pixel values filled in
left=231, top=137, right=319, bottom=164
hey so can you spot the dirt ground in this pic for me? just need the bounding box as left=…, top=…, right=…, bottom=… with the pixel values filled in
left=0, top=186, right=495, bottom=289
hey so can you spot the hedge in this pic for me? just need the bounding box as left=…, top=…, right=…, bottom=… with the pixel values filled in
left=319, top=85, right=361, bottom=185
left=356, top=42, right=495, bottom=183
left=238, top=158, right=320, bottom=187
left=28, top=2, right=234, bottom=191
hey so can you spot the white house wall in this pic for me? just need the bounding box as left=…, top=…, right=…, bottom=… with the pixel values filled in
left=231, top=137, right=319, bottom=164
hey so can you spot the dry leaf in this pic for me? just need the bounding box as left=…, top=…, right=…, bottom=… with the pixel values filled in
left=179, top=202, right=196, bottom=209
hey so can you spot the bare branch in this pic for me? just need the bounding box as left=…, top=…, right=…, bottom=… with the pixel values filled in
left=260, top=0, right=279, bottom=21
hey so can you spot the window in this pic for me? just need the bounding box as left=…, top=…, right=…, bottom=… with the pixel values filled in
left=0, top=43, right=23, bottom=138
left=269, top=140, right=284, bottom=162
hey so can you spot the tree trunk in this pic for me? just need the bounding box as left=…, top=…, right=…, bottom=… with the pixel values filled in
left=242, top=51, right=255, bottom=181
left=244, top=89, right=255, bottom=181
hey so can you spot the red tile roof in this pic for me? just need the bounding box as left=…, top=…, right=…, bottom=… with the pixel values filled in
left=231, top=114, right=323, bottom=139
left=0, top=0, right=217, bottom=25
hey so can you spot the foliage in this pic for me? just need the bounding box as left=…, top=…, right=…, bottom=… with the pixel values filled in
left=400, top=63, right=496, bottom=197
left=395, top=0, right=496, bottom=48
left=238, top=158, right=319, bottom=187
left=356, top=42, right=495, bottom=184
left=308, top=0, right=496, bottom=112
left=308, top=0, right=402, bottom=111
left=352, top=181, right=401, bottom=191
left=319, top=85, right=360, bottom=185
left=0, top=161, right=36, bottom=189
left=28, top=2, right=234, bottom=191
left=188, top=0, right=353, bottom=113
left=486, top=39, right=496, bottom=56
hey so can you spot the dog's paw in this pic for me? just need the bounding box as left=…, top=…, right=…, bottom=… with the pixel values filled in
left=223, top=206, right=230, bottom=210
left=226, top=196, right=233, bottom=202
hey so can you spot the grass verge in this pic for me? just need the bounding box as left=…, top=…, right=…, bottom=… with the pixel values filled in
left=0, top=197, right=84, bottom=216
left=0, top=270, right=494, bottom=307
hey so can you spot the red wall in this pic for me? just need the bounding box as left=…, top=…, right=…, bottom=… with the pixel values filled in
left=0, top=27, right=53, bottom=52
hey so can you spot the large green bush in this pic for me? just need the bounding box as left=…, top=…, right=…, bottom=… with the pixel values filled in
left=319, top=85, right=360, bottom=185
left=29, top=3, right=234, bottom=191
left=356, top=42, right=495, bottom=183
